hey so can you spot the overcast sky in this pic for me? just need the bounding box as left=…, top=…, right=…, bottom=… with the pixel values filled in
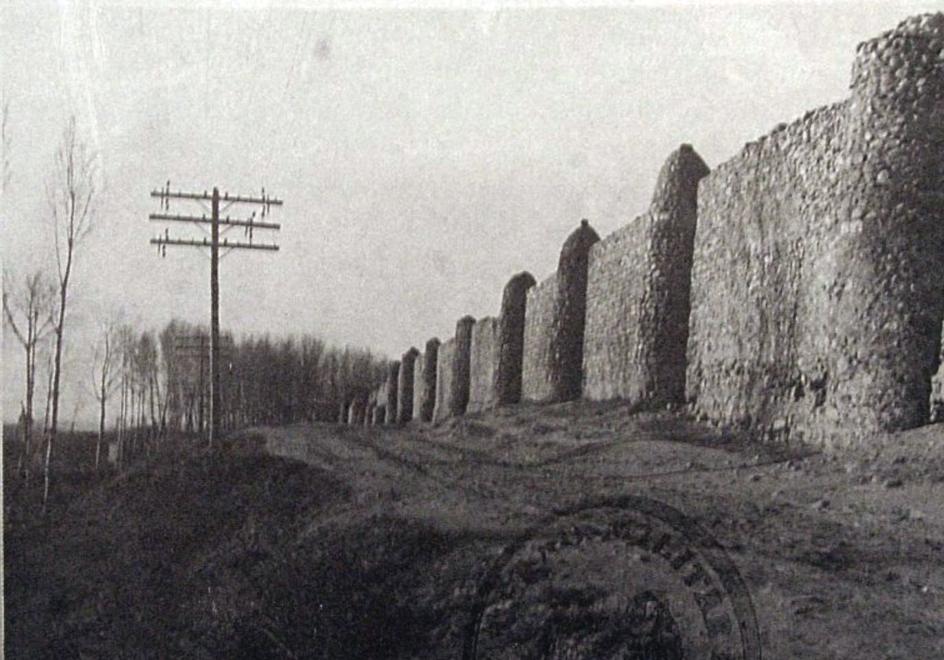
left=3, top=0, right=943, bottom=427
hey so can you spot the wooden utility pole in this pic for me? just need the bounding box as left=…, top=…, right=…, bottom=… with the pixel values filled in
left=151, top=184, right=282, bottom=447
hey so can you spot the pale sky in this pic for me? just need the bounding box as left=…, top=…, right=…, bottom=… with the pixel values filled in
left=3, top=0, right=943, bottom=427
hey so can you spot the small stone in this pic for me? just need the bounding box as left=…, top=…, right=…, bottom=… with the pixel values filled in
left=812, top=499, right=830, bottom=511
left=883, top=478, right=904, bottom=489
left=876, top=169, right=891, bottom=185
left=749, top=473, right=762, bottom=482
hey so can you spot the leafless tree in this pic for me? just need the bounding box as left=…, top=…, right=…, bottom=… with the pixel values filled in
left=89, top=314, right=122, bottom=470
left=43, top=115, right=96, bottom=507
left=3, top=269, right=56, bottom=481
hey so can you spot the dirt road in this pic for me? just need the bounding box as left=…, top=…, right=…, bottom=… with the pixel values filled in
left=262, top=400, right=944, bottom=659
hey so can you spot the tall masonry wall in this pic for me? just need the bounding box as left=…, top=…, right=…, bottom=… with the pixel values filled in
left=583, top=145, right=709, bottom=405
left=433, top=338, right=456, bottom=424
left=521, top=273, right=558, bottom=402
left=468, top=316, right=501, bottom=413
left=415, top=338, right=440, bottom=422
left=397, top=347, right=419, bottom=424
left=550, top=221, right=600, bottom=401
left=359, top=14, right=944, bottom=451
left=412, top=351, right=426, bottom=421
left=687, top=14, right=944, bottom=448
left=497, top=272, right=537, bottom=404
left=384, top=361, right=400, bottom=425
left=450, top=316, right=476, bottom=417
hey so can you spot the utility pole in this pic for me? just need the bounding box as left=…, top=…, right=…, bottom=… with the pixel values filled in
left=151, top=184, right=282, bottom=448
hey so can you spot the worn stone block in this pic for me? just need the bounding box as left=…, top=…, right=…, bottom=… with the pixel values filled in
left=433, top=339, right=456, bottom=424
left=413, top=338, right=440, bottom=422
left=522, top=273, right=558, bottom=402
left=384, top=361, right=400, bottom=425
left=497, top=272, right=536, bottom=405
left=522, top=221, right=600, bottom=402
left=450, top=316, right=475, bottom=416
left=397, top=347, right=419, bottom=424
left=468, top=316, right=501, bottom=413
left=583, top=145, right=709, bottom=405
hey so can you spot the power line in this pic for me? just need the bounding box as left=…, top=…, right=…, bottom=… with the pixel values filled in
left=150, top=184, right=283, bottom=448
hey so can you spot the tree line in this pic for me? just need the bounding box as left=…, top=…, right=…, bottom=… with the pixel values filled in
left=3, top=104, right=387, bottom=508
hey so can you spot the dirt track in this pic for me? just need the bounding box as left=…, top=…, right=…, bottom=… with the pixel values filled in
left=262, top=401, right=944, bottom=659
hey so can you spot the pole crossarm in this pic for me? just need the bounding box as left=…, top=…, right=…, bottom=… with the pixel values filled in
left=149, top=213, right=282, bottom=231
left=150, top=237, right=279, bottom=251
left=151, top=189, right=284, bottom=206
left=149, top=184, right=283, bottom=448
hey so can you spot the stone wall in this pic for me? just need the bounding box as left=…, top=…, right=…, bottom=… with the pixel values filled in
left=583, top=145, right=709, bottom=405
left=522, top=273, right=558, bottom=402
left=412, top=351, right=426, bottom=421
left=468, top=316, right=501, bottom=413
left=384, top=361, right=400, bottom=425
left=521, top=222, right=600, bottom=402
left=687, top=14, right=944, bottom=447
left=414, top=338, right=440, bottom=422
left=497, top=272, right=536, bottom=404
left=552, top=220, right=601, bottom=401
left=450, top=316, right=476, bottom=417
left=433, top=339, right=456, bottom=424
left=397, top=347, right=419, bottom=424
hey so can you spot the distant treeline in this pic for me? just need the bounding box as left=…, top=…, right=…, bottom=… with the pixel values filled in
left=160, top=319, right=388, bottom=432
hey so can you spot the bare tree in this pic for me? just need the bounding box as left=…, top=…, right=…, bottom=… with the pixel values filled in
left=89, top=314, right=122, bottom=470
left=44, top=115, right=96, bottom=507
left=3, top=269, right=57, bottom=481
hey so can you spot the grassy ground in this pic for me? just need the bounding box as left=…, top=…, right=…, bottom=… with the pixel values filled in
left=5, top=404, right=944, bottom=658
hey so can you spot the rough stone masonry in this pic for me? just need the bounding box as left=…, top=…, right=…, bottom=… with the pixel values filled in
left=397, top=347, right=419, bottom=424
left=687, top=14, right=944, bottom=448
left=497, top=272, right=536, bottom=405
left=523, top=221, right=600, bottom=402
left=521, top=272, right=558, bottom=402
left=413, top=338, right=440, bottom=423
left=583, top=145, right=710, bottom=406
left=384, top=361, right=400, bottom=425
left=433, top=338, right=456, bottom=424
left=468, top=316, right=501, bottom=413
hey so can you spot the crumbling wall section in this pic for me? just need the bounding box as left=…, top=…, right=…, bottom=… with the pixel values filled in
left=450, top=316, right=475, bottom=416
left=433, top=339, right=456, bottom=424
left=412, top=351, right=426, bottom=421
left=414, top=338, right=439, bottom=422
left=384, top=361, right=400, bottom=425
left=397, top=347, right=419, bottom=424
left=551, top=220, right=600, bottom=401
left=687, top=14, right=944, bottom=447
left=468, top=316, right=501, bottom=413
left=522, top=273, right=558, bottom=402
left=583, top=145, right=709, bottom=405
left=497, top=272, right=536, bottom=404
